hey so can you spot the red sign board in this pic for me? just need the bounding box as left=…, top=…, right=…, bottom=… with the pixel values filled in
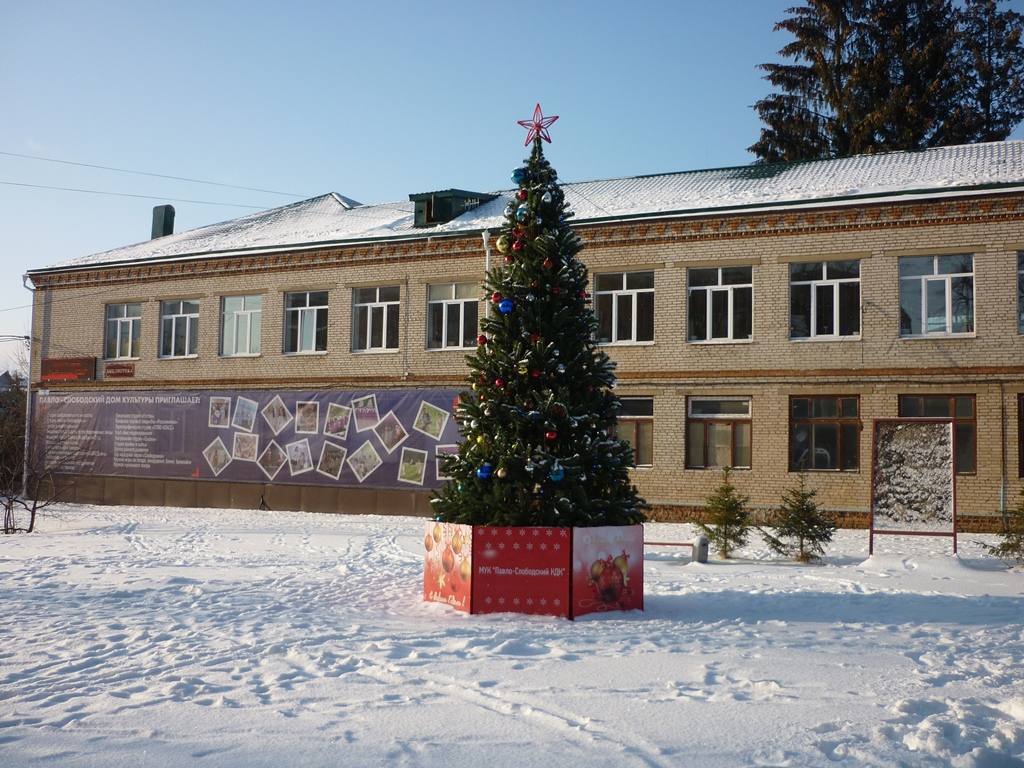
left=41, top=357, right=96, bottom=382
left=571, top=525, right=644, bottom=617
left=472, top=526, right=572, bottom=618
left=424, top=524, right=644, bottom=619
left=104, top=362, right=136, bottom=378
left=423, top=522, right=472, bottom=612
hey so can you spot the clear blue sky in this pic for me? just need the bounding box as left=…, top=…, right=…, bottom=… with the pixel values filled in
left=2, top=0, right=1022, bottom=370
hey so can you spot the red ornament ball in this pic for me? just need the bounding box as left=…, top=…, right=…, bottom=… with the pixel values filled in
left=494, top=378, right=504, bottom=388
left=504, top=254, right=515, bottom=265
left=552, top=286, right=560, bottom=294
left=530, top=333, right=540, bottom=343
left=545, top=430, right=557, bottom=440
left=491, top=292, right=502, bottom=303
left=592, top=559, right=625, bottom=602
left=441, top=546, right=456, bottom=573
left=477, top=334, right=488, bottom=345
left=543, top=259, right=554, bottom=269
left=531, top=370, right=540, bottom=379
left=512, top=240, right=523, bottom=251
left=517, top=189, right=528, bottom=200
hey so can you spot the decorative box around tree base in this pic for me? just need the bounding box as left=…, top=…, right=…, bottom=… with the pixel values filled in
left=423, top=522, right=643, bottom=619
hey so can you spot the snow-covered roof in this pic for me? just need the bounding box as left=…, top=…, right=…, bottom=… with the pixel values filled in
left=34, top=140, right=1024, bottom=273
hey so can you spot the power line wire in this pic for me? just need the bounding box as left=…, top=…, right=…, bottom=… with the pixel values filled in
left=0, top=150, right=308, bottom=198
left=0, top=180, right=269, bottom=209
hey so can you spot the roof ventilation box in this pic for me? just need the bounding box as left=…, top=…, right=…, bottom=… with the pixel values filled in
left=409, top=189, right=497, bottom=227
left=151, top=204, right=175, bottom=239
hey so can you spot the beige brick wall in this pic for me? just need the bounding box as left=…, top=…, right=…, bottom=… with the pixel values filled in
left=30, top=192, right=1024, bottom=516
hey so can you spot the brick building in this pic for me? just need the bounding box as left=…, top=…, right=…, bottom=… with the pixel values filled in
left=25, top=140, right=1024, bottom=526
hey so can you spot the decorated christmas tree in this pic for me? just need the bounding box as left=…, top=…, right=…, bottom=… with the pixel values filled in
left=431, top=106, right=647, bottom=528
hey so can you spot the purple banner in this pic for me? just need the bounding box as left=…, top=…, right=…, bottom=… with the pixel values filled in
left=33, top=389, right=462, bottom=490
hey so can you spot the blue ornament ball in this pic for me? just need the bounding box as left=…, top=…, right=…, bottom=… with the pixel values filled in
left=511, top=167, right=526, bottom=184
left=516, top=205, right=529, bottom=222
left=498, top=298, right=515, bottom=314
left=549, top=465, right=565, bottom=482
left=477, top=463, right=492, bottom=479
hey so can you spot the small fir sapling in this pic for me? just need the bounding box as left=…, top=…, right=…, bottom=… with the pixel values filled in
left=430, top=108, right=647, bottom=528
left=696, top=467, right=751, bottom=559
left=761, top=472, right=836, bottom=563
left=985, top=487, right=1024, bottom=567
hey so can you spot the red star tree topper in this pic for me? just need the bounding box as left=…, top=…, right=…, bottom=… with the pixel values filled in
left=517, top=104, right=559, bottom=145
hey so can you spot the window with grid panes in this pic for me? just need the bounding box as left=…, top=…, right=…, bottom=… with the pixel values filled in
left=898, top=395, right=976, bottom=474
left=612, top=398, right=653, bottom=467
left=353, top=286, right=400, bottom=351
left=284, top=291, right=328, bottom=354
left=789, top=261, right=860, bottom=339
left=687, top=266, right=752, bottom=342
left=159, top=300, right=199, bottom=358
left=427, top=283, right=477, bottom=349
left=686, top=397, right=751, bottom=469
left=789, top=396, right=860, bottom=471
left=105, top=303, right=141, bottom=359
left=220, top=295, right=261, bottom=356
left=899, top=255, right=974, bottom=336
left=594, top=271, right=654, bottom=344
left=1018, top=252, right=1024, bottom=335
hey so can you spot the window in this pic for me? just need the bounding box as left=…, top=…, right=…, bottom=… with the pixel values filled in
left=427, top=282, right=478, bottom=349
left=898, top=395, right=976, bottom=475
left=899, top=255, right=974, bottom=336
left=686, top=397, right=751, bottom=469
left=790, top=396, right=860, bottom=471
left=284, top=291, right=329, bottom=354
left=1017, top=252, right=1024, bottom=335
left=790, top=260, right=860, bottom=339
left=221, top=295, right=261, bottom=356
left=687, top=266, right=752, bottom=342
left=105, top=303, right=141, bottom=359
left=353, top=286, right=400, bottom=351
left=1020, top=394, right=1024, bottom=478
left=160, top=300, right=199, bottom=358
left=595, top=271, right=654, bottom=344
left=613, top=398, right=653, bottom=467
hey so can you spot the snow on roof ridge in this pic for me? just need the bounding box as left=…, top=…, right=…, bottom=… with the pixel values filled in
left=33, top=140, right=1024, bottom=273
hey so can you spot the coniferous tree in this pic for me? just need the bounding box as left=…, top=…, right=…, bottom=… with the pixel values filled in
left=761, top=473, right=836, bottom=563
left=431, top=110, right=647, bottom=528
left=695, top=467, right=751, bottom=559
left=750, top=0, right=871, bottom=163
left=986, top=487, right=1024, bottom=567
left=751, top=0, right=1024, bottom=163
left=864, top=0, right=962, bottom=150
left=956, top=0, right=1024, bottom=143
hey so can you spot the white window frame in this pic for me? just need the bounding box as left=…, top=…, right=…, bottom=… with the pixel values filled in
left=899, top=254, right=974, bottom=337
left=159, top=300, right=199, bottom=359
left=105, top=302, right=141, bottom=360
left=284, top=290, right=329, bottom=354
left=353, top=286, right=400, bottom=352
left=1017, top=251, right=1024, bottom=335
left=686, top=266, right=753, bottom=343
left=427, top=282, right=478, bottom=350
left=221, top=295, right=262, bottom=357
left=789, top=260, right=861, bottom=339
left=594, top=271, right=654, bottom=345
left=686, top=397, right=752, bottom=469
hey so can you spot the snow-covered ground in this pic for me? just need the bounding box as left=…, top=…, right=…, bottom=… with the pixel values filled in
left=2, top=505, right=1023, bottom=768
